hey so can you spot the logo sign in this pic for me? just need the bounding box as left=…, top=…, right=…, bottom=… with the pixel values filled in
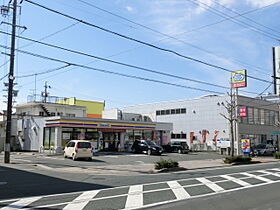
left=239, top=107, right=247, bottom=117
left=231, top=70, right=247, bottom=88
left=241, top=139, right=250, bottom=153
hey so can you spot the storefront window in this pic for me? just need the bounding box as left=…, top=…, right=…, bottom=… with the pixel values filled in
left=43, top=127, right=55, bottom=149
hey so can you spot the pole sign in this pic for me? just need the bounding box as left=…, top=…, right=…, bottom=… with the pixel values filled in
left=239, top=107, right=247, bottom=117
left=241, top=139, right=250, bottom=154
left=231, top=70, right=247, bottom=88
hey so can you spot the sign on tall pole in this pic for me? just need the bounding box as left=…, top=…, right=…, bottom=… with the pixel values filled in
left=231, top=70, right=247, bottom=156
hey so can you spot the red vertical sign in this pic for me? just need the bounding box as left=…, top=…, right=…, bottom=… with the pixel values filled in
left=239, top=107, right=247, bottom=117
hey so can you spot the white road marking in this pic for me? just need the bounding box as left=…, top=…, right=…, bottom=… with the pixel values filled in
left=63, top=190, right=100, bottom=210
left=1, top=196, right=41, bottom=210
left=258, top=170, right=280, bottom=177
left=240, top=172, right=273, bottom=183
left=167, top=181, right=190, bottom=200
left=269, top=168, right=280, bottom=172
left=125, top=185, right=143, bottom=209
left=196, top=177, right=224, bottom=192
left=220, top=175, right=251, bottom=187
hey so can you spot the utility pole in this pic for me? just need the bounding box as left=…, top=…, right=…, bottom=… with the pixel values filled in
left=42, top=81, right=51, bottom=103
left=4, top=0, right=17, bottom=163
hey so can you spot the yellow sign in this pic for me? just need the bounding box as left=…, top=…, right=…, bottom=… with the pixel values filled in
left=231, top=70, right=247, bottom=88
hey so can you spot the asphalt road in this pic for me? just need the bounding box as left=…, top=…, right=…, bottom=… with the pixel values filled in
left=0, top=152, right=280, bottom=209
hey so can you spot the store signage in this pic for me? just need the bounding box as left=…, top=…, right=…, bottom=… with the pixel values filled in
left=241, top=139, right=250, bottom=153
left=231, top=70, right=247, bottom=88
left=239, top=107, right=247, bottom=117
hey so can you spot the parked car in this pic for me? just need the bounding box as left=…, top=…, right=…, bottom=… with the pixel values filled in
left=131, top=140, right=163, bottom=155
left=252, top=144, right=276, bottom=156
left=162, top=141, right=189, bottom=154
left=64, top=140, right=93, bottom=160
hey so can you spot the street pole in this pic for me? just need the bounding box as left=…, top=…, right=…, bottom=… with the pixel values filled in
left=235, top=88, right=240, bottom=155
left=4, top=0, right=17, bottom=163
left=230, top=86, right=235, bottom=156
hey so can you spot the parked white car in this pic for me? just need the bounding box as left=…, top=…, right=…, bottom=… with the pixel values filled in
left=64, top=140, right=93, bottom=161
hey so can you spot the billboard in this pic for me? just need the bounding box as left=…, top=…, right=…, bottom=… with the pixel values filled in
left=231, top=70, right=247, bottom=88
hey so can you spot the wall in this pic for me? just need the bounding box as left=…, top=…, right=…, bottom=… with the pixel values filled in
left=56, top=98, right=104, bottom=118
left=123, top=95, right=229, bottom=147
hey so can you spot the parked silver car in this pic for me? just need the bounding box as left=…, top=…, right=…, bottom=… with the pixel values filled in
left=254, top=144, right=276, bottom=156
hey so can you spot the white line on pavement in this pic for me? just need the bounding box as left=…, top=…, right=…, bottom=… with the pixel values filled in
left=257, top=170, right=280, bottom=177
left=125, top=185, right=143, bottom=209
left=167, top=181, right=190, bottom=200
left=63, top=190, right=100, bottom=210
left=1, top=196, right=42, bottom=210
left=220, top=175, right=251, bottom=187
left=196, top=178, right=224, bottom=192
left=240, top=172, right=273, bottom=183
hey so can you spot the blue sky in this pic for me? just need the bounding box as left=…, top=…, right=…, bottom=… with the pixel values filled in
left=0, top=0, right=279, bottom=111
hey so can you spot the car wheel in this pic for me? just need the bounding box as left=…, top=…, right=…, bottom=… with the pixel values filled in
left=178, top=149, right=182, bottom=154
left=64, top=153, right=67, bottom=158
left=147, top=149, right=152, bottom=156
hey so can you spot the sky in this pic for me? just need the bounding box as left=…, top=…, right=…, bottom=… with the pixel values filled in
left=0, top=0, right=280, bottom=111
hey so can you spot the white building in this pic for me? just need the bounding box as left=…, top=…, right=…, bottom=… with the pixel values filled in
left=123, top=95, right=280, bottom=152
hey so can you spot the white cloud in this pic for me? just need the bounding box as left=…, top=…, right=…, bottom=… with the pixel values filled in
left=125, top=6, right=134, bottom=13
left=246, top=0, right=280, bottom=7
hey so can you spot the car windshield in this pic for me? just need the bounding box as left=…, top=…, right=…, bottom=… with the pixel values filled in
left=77, top=142, right=91, bottom=148
left=145, top=140, right=156, bottom=146
left=256, top=144, right=266, bottom=149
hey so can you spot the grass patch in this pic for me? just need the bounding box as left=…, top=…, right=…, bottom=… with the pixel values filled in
left=154, top=158, right=179, bottom=170
left=224, top=155, right=252, bottom=164
left=274, top=152, right=280, bottom=159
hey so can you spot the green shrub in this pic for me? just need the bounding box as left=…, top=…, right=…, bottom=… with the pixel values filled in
left=274, top=152, right=280, bottom=159
left=224, top=155, right=252, bottom=164
left=154, top=158, right=179, bottom=170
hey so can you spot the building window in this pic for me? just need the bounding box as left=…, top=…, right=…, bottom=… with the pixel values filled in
left=248, top=107, right=253, bottom=124
left=166, top=109, right=170, bottom=115
left=39, top=112, right=44, bottom=116
left=171, top=133, right=175, bottom=139
left=171, top=109, right=176, bottom=114
left=176, top=109, right=181, bottom=114
left=181, top=108, right=186, bottom=114
left=156, top=110, right=160, bottom=115
left=50, top=112, right=56, bottom=116
left=160, top=110, right=166, bottom=115
left=181, top=133, right=186, bottom=139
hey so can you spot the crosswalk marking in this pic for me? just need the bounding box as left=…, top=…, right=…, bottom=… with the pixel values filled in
left=125, top=185, right=143, bottom=209
left=270, top=168, right=280, bottom=172
left=220, top=175, right=251, bottom=187
left=258, top=170, right=280, bottom=177
left=2, top=167, right=280, bottom=210
left=240, top=172, right=273, bottom=183
left=167, top=181, right=190, bottom=200
left=196, top=177, right=224, bottom=192
left=63, top=190, right=100, bottom=210
left=1, top=196, right=42, bottom=210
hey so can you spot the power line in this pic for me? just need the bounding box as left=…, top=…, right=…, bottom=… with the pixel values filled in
left=16, top=64, right=71, bottom=78
left=0, top=46, right=226, bottom=95
left=0, top=31, right=265, bottom=94
left=23, top=0, right=271, bottom=84
left=77, top=0, right=271, bottom=76
left=187, top=0, right=280, bottom=41
left=210, top=0, right=280, bottom=36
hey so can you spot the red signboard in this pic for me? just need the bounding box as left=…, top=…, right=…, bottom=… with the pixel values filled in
left=239, top=107, right=247, bottom=117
